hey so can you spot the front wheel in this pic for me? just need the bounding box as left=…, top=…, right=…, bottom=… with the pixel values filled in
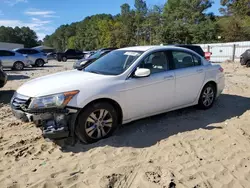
left=35, top=59, right=45, bottom=67
left=75, top=102, right=118, bottom=144
left=197, top=83, right=216, bottom=110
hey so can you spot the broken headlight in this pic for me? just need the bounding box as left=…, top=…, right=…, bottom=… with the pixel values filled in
left=29, top=90, right=79, bottom=109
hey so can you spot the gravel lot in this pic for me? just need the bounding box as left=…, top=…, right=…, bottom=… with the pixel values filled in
left=0, top=60, right=250, bottom=188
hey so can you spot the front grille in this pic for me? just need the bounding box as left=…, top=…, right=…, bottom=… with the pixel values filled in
left=11, top=93, right=30, bottom=111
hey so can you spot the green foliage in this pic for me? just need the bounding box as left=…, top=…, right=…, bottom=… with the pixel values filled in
left=220, top=0, right=250, bottom=16
left=218, top=0, right=250, bottom=42
left=0, top=26, right=38, bottom=47
left=3, top=0, right=250, bottom=51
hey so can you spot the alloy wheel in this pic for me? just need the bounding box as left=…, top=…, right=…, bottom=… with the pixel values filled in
left=202, top=86, right=214, bottom=107
left=85, top=109, right=113, bottom=139
left=14, top=62, right=24, bottom=70
left=36, top=59, right=44, bottom=67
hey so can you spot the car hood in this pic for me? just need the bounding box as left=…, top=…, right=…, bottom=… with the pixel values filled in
left=17, top=70, right=113, bottom=97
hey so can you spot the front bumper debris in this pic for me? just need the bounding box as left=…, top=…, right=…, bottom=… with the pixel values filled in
left=11, top=92, right=79, bottom=139
left=12, top=107, right=79, bottom=139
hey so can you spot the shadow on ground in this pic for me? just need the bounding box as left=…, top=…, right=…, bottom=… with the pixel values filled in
left=0, top=90, right=15, bottom=104
left=7, top=74, right=30, bottom=81
left=56, top=94, right=250, bottom=152
left=43, top=65, right=62, bottom=68
left=4, top=68, right=42, bottom=72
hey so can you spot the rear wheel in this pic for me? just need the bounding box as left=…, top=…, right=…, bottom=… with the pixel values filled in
left=62, top=57, right=67, bottom=62
left=197, top=83, right=216, bottom=110
left=35, top=59, right=45, bottom=67
left=13, top=61, right=24, bottom=70
left=75, top=102, right=118, bottom=144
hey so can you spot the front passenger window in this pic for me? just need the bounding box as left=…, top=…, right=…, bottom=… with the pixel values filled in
left=139, top=52, right=168, bottom=74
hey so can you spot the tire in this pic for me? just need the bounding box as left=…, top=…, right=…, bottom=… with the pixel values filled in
left=13, top=61, right=24, bottom=70
left=246, top=60, right=250, bottom=67
left=35, top=59, right=45, bottom=67
left=75, top=102, right=118, bottom=144
left=197, top=83, right=216, bottom=110
left=62, top=57, right=67, bottom=62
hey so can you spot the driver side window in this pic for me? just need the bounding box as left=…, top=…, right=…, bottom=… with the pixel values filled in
left=139, top=51, right=168, bottom=74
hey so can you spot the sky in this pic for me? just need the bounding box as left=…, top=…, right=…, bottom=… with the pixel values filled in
left=0, top=0, right=221, bottom=40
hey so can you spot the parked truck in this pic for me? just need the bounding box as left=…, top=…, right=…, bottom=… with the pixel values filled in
left=57, top=49, right=86, bottom=62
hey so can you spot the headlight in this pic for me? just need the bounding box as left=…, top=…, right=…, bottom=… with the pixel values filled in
left=29, top=90, right=79, bottom=109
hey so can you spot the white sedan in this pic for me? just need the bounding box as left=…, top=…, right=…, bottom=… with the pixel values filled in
left=11, top=46, right=225, bottom=143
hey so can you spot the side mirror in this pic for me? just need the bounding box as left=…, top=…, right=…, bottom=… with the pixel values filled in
left=134, top=68, right=150, bottom=78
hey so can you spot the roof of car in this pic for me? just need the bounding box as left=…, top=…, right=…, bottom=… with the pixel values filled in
left=118, top=45, right=194, bottom=52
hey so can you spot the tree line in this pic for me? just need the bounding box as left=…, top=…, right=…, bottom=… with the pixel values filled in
left=0, top=26, right=40, bottom=47
left=0, top=0, right=249, bottom=50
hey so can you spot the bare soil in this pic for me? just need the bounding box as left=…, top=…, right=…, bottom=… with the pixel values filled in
left=0, top=61, right=250, bottom=188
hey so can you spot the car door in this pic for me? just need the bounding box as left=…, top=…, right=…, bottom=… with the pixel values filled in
left=124, top=51, right=175, bottom=119
left=170, top=50, right=205, bottom=107
left=16, top=49, right=31, bottom=61
left=28, top=49, right=39, bottom=63
left=66, top=49, right=75, bottom=59
left=0, top=50, right=15, bottom=67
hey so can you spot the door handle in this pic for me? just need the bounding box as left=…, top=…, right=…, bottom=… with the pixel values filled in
left=164, top=75, right=174, bottom=80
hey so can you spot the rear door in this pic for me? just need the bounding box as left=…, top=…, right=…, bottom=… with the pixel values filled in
left=28, top=49, right=40, bottom=63
left=0, top=50, right=15, bottom=67
left=170, top=50, right=205, bottom=107
left=66, top=49, right=76, bottom=59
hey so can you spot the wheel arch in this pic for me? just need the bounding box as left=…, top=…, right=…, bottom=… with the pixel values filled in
left=199, top=80, right=218, bottom=97
left=35, top=58, right=45, bottom=63
left=14, top=60, right=24, bottom=64
left=77, top=98, right=123, bottom=125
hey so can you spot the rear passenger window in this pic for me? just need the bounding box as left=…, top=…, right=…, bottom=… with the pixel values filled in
left=0, top=50, right=14, bottom=56
left=29, top=50, right=39, bottom=54
left=172, top=51, right=201, bottom=69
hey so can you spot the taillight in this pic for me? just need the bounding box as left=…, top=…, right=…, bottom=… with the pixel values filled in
left=219, top=67, right=224, bottom=72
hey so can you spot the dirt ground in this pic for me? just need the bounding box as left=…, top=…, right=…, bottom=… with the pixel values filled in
left=0, top=60, right=250, bottom=188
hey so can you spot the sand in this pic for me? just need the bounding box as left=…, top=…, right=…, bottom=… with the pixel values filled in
left=0, top=61, right=250, bottom=188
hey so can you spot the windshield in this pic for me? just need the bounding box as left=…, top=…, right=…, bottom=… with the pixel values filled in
left=84, top=50, right=143, bottom=75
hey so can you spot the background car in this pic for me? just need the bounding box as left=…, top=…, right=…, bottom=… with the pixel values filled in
left=167, top=44, right=212, bottom=60
left=83, top=50, right=96, bottom=59
left=13, top=48, right=48, bottom=67
left=47, top=52, right=57, bottom=60
left=0, top=59, right=7, bottom=88
left=0, top=49, right=31, bottom=70
left=57, top=49, right=87, bottom=62
left=240, top=49, right=250, bottom=67
left=73, top=48, right=117, bottom=69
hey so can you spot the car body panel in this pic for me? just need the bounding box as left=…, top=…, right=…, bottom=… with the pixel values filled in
left=13, top=45, right=225, bottom=128
left=13, top=48, right=48, bottom=65
left=0, top=50, right=31, bottom=68
left=240, top=49, right=250, bottom=65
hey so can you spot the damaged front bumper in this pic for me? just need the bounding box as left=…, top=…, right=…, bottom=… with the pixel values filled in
left=11, top=93, right=79, bottom=139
